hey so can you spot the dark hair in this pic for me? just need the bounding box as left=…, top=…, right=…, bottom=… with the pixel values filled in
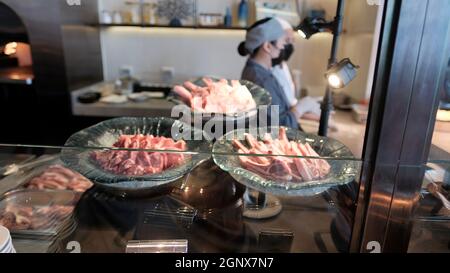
left=237, top=17, right=275, bottom=57
left=238, top=41, right=249, bottom=56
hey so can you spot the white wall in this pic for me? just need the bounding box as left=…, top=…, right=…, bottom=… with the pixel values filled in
left=99, top=0, right=381, bottom=100
left=101, top=27, right=247, bottom=81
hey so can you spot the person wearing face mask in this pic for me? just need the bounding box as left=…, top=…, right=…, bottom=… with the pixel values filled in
left=238, top=17, right=299, bottom=129
left=273, top=17, right=322, bottom=122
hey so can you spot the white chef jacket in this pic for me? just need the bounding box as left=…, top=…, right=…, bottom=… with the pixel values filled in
left=272, top=62, right=322, bottom=118
left=272, top=61, right=298, bottom=107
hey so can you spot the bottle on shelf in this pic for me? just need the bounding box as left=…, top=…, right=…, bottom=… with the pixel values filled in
left=143, top=3, right=157, bottom=25
left=224, top=7, right=232, bottom=27
left=115, top=67, right=139, bottom=95
left=101, top=10, right=113, bottom=24
left=113, top=11, right=123, bottom=24
left=149, top=4, right=157, bottom=25
left=238, top=0, right=249, bottom=28
left=130, top=4, right=141, bottom=24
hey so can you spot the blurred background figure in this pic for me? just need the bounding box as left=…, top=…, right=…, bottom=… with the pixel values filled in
left=273, top=17, right=322, bottom=123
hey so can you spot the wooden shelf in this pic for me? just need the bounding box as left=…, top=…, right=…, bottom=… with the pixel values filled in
left=256, top=7, right=299, bottom=17
left=97, top=23, right=246, bottom=31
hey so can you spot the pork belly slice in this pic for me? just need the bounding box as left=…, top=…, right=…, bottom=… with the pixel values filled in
left=93, top=135, right=187, bottom=176
left=266, top=158, right=293, bottom=181
left=202, top=77, right=214, bottom=87
left=278, top=127, right=291, bottom=153
left=303, top=143, right=331, bottom=177
left=234, top=136, right=270, bottom=165
left=244, top=133, right=271, bottom=155
left=176, top=78, right=257, bottom=114
left=239, top=155, right=292, bottom=182
left=290, top=143, right=315, bottom=181
left=232, top=139, right=250, bottom=154
left=295, top=142, right=320, bottom=179
left=234, top=129, right=331, bottom=183
left=238, top=144, right=292, bottom=181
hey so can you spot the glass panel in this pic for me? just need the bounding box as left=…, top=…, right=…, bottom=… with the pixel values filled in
left=408, top=160, right=450, bottom=253
left=0, top=144, right=362, bottom=253
left=408, top=53, right=450, bottom=253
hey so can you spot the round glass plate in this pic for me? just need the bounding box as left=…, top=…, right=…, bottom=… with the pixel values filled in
left=168, top=78, right=272, bottom=121
left=212, top=127, right=359, bottom=196
left=61, top=117, right=212, bottom=187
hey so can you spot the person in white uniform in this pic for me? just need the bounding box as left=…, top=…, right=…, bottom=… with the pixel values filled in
left=272, top=17, right=322, bottom=121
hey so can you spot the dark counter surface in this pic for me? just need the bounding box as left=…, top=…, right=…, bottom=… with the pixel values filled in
left=71, top=82, right=176, bottom=118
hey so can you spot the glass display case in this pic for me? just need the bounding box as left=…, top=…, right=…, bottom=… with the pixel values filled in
left=0, top=120, right=363, bottom=253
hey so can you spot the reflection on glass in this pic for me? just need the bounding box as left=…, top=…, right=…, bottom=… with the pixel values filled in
left=0, top=138, right=362, bottom=253
left=409, top=72, right=450, bottom=252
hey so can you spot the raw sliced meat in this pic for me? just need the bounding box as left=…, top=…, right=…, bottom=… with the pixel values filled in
left=0, top=204, right=74, bottom=231
left=25, top=165, right=93, bottom=193
left=173, top=77, right=257, bottom=114
left=92, top=134, right=187, bottom=176
left=232, top=128, right=331, bottom=182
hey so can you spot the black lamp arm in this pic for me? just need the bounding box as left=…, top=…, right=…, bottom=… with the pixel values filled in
left=318, top=0, right=345, bottom=137
left=314, top=21, right=335, bottom=32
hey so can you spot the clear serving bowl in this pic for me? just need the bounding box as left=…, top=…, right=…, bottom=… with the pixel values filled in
left=212, top=126, right=359, bottom=196
left=0, top=189, right=79, bottom=239
left=61, top=117, right=212, bottom=196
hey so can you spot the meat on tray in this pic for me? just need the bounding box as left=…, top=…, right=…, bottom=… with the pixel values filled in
left=0, top=204, right=74, bottom=231
left=232, top=127, right=331, bottom=182
left=26, top=165, right=93, bottom=193
left=92, top=134, right=187, bottom=176
left=173, top=77, right=257, bottom=114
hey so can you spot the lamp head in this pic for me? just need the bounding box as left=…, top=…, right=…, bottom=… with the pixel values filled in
left=325, top=58, right=359, bottom=89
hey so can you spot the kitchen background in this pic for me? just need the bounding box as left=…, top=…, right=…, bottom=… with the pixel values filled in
left=98, top=0, right=380, bottom=101
left=0, top=0, right=382, bottom=146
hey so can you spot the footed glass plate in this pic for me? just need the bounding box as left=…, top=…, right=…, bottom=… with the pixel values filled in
left=60, top=117, right=212, bottom=194
left=212, top=127, right=359, bottom=196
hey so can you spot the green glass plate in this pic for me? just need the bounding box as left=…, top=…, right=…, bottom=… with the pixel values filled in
left=61, top=117, right=212, bottom=188
left=212, top=126, right=359, bottom=196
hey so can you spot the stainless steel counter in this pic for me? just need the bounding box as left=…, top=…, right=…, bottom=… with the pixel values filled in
left=70, top=82, right=176, bottom=118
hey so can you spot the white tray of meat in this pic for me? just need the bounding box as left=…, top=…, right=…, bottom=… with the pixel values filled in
left=0, top=189, right=79, bottom=239
left=61, top=117, right=211, bottom=196
left=213, top=127, right=359, bottom=196
left=170, top=77, right=271, bottom=118
left=0, top=156, right=93, bottom=198
left=25, top=165, right=93, bottom=193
